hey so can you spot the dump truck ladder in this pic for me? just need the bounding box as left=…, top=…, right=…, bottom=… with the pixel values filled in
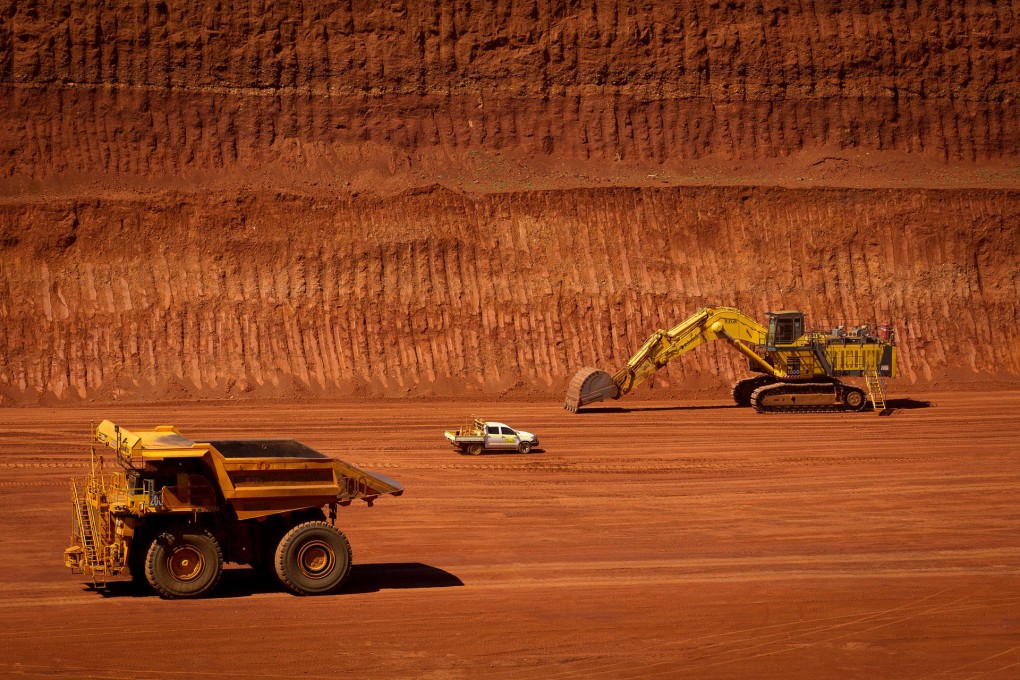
left=864, top=369, right=887, bottom=413
left=70, top=480, right=107, bottom=587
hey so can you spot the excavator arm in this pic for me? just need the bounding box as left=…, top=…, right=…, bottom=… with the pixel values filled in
left=564, top=306, right=782, bottom=412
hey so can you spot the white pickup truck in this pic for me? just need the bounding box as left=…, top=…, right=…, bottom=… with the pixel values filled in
left=444, top=418, right=540, bottom=455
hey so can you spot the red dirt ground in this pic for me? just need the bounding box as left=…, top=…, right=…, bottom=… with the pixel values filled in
left=1, top=3, right=1018, bottom=677
left=1, top=392, right=1017, bottom=678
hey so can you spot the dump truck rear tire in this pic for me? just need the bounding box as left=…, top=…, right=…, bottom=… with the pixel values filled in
left=145, top=527, right=223, bottom=599
left=275, top=521, right=352, bottom=595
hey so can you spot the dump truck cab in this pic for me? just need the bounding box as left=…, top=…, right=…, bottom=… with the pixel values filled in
left=65, top=421, right=402, bottom=599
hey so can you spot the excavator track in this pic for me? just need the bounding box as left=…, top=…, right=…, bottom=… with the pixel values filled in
left=751, top=381, right=867, bottom=414
left=731, top=376, right=777, bottom=407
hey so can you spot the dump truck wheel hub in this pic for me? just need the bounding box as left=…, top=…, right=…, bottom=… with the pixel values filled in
left=297, top=540, right=335, bottom=579
left=168, top=546, right=205, bottom=582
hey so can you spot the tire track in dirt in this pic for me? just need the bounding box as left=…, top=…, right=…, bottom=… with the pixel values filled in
left=0, top=397, right=1016, bottom=678
left=503, top=590, right=1020, bottom=679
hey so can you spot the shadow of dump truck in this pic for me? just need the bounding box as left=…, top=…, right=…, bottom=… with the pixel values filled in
left=97, top=562, right=464, bottom=599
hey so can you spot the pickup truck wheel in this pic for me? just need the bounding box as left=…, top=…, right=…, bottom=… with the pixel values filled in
left=517, top=441, right=532, bottom=454
left=145, top=527, right=223, bottom=599
left=466, top=443, right=483, bottom=456
left=275, top=521, right=352, bottom=595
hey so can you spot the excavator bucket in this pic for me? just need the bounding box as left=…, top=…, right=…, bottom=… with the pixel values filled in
left=564, top=367, right=620, bottom=412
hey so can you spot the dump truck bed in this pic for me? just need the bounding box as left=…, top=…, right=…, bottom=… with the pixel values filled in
left=207, top=440, right=330, bottom=458
left=94, top=420, right=402, bottom=519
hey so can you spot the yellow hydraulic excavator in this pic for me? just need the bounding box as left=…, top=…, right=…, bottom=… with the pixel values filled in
left=564, top=306, right=896, bottom=414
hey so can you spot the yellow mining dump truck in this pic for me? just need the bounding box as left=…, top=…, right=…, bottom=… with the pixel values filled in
left=64, top=420, right=402, bottom=599
left=565, top=306, right=896, bottom=414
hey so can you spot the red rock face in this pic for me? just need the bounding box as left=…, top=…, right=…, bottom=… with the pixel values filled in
left=0, top=2, right=1018, bottom=403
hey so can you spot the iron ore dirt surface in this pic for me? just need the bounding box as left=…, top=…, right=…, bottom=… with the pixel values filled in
left=1, top=392, right=1017, bottom=678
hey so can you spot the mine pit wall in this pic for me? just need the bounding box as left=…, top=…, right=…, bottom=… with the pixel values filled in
left=0, top=186, right=1017, bottom=404
left=2, top=1, right=1019, bottom=185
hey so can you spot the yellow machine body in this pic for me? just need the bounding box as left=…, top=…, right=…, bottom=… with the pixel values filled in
left=65, top=421, right=402, bottom=597
left=565, top=306, right=896, bottom=413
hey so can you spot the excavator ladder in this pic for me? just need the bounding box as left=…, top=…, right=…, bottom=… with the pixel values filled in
left=70, top=480, right=108, bottom=588
left=864, top=369, right=888, bottom=413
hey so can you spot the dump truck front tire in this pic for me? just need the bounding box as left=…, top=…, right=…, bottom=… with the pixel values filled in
left=145, top=527, right=224, bottom=599
left=275, top=521, right=352, bottom=595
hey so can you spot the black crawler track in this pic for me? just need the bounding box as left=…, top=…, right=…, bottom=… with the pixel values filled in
left=750, top=381, right=865, bottom=413
left=731, top=376, right=778, bottom=407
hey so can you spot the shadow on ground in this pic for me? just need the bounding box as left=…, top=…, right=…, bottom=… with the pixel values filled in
left=884, top=398, right=932, bottom=410
left=579, top=404, right=739, bottom=413
left=344, top=562, right=464, bottom=594
left=95, top=562, right=462, bottom=599
left=587, top=399, right=934, bottom=415
left=467, top=448, right=546, bottom=455
left=878, top=398, right=933, bottom=416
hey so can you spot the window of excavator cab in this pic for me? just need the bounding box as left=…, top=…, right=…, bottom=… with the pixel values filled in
left=775, top=318, right=796, bottom=344
left=500, top=427, right=515, bottom=435
left=486, top=426, right=499, bottom=435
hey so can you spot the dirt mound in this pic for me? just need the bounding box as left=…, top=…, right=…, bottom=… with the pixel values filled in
left=0, top=2, right=1018, bottom=403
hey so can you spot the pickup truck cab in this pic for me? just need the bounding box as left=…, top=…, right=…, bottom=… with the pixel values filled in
left=444, top=419, right=539, bottom=455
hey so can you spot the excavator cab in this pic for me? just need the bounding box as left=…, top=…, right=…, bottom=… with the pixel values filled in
left=765, top=311, right=804, bottom=349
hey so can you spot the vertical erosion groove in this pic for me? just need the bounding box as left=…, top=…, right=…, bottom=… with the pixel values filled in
left=1, top=2, right=1019, bottom=181
left=0, top=187, right=1017, bottom=403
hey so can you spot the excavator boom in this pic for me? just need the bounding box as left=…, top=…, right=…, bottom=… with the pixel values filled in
left=564, top=307, right=777, bottom=412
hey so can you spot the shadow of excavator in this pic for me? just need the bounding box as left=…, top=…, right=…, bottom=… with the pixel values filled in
left=577, top=403, right=740, bottom=414
left=882, top=398, right=932, bottom=410
left=877, top=398, right=933, bottom=416
left=582, top=398, right=932, bottom=416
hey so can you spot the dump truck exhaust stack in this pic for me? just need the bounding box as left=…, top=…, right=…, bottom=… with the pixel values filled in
left=564, top=367, right=620, bottom=412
